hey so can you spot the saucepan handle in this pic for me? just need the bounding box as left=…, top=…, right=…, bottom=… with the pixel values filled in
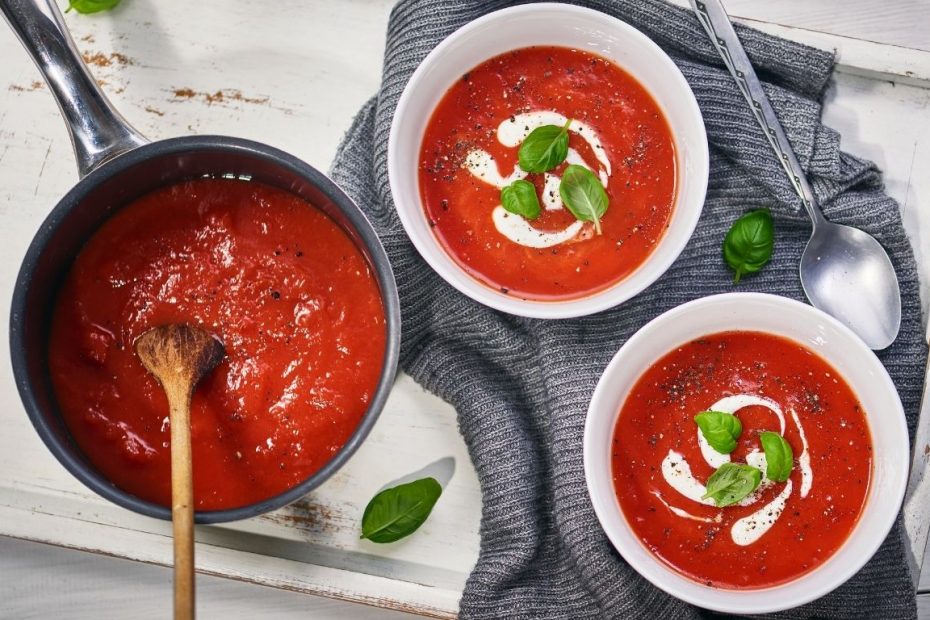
left=1, top=0, right=148, bottom=177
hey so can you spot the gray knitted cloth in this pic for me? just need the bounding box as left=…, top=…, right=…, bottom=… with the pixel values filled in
left=330, top=1, right=926, bottom=617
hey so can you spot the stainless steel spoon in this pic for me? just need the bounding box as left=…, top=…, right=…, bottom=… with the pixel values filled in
left=691, top=0, right=902, bottom=350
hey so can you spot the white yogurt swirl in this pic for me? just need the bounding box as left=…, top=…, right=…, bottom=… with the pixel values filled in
left=462, top=111, right=611, bottom=248
left=491, top=208, right=584, bottom=248
left=657, top=393, right=813, bottom=546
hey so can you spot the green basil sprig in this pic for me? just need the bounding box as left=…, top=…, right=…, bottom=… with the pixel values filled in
left=67, top=0, right=121, bottom=13
left=518, top=120, right=571, bottom=173
left=702, top=463, right=762, bottom=507
left=759, top=431, right=794, bottom=482
left=501, top=179, right=541, bottom=220
left=723, top=209, right=774, bottom=283
left=360, top=477, right=442, bottom=543
left=694, top=411, right=742, bottom=454
left=559, top=164, right=608, bottom=235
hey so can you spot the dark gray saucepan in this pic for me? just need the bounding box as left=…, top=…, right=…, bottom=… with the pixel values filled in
left=2, top=0, right=400, bottom=524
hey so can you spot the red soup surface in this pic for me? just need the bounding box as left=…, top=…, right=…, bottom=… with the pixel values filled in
left=418, top=46, right=676, bottom=300
left=49, top=178, right=386, bottom=510
left=612, top=331, right=871, bottom=589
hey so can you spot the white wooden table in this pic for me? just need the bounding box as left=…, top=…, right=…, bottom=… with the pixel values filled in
left=1, top=1, right=929, bottom=618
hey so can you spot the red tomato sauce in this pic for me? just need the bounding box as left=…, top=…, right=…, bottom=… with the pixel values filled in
left=418, top=46, right=676, bottom=300
left=612, top=332, right=871, bottom=589
left=49, top=178, right=386, bottom=510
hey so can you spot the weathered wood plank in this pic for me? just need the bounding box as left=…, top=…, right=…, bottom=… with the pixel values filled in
left=0, top=536, right=420, bottom=620
left=721, top=0, right=930, bottom=53
left=666, top=0, right=930, bottom=85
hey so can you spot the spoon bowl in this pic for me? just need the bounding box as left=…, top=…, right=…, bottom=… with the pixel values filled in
left=801, top=222, right=902, bottom=350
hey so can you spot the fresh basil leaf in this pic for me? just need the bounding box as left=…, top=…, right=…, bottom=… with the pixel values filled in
left=694, top=411, right=742, bottom=454
left=360, top=477, right=442, bottom=543
left=702, top=463, right=762, bottom=507
left=500, top=179, right=541, bottom=220
left=723, top=209, right=774, bottom=283
left=559, top=164, right=609, bottom=235
left=759, top=431, right=793, bottom=482
left=67, top=0, right=121, bottom=14
left=518, top=120, right=570, bottom=173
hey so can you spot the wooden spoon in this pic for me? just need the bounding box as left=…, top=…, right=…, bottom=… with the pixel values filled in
left=135, top=324, right=225, bottom=620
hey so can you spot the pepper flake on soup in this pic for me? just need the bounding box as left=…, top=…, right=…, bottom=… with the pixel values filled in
left=612, top=331, right=871, bottom=589
left=419, top=46, right=676, bottom=300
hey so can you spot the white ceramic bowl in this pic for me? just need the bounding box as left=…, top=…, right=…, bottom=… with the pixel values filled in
left=584, top=293, right=909, bottom=613
left=388, top=3, right=708, bottom=318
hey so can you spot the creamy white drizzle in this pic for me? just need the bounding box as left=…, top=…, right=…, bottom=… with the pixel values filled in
left=708, top=394, right=785, bottom=435
left=652, top=490, right=722, bottom=524
left=737, top=450, right=773, bottom=506
left=462, top=150, right=526, bottom=188
left=731, top=480, right=794, bottom=546
left=542, top=173, right=562, bottom=211
left=658, top=393, right=813, bottom=546
left=697, top=428, right=731, bottom=469
left=695, top=395, right=783, bottom=470
left=789, top=407, right=813, bottom=498
left=744, top=449, right=767, bottom=472
left=458, top=111, right=612, bottom=249
left=496, top=112, right=612, bottom=176
left=491, top=207, right=583, bottom=248
left=565, top=148, right=609, bottom=187
left=538, top=150, right=607, bottom=213
left=661, top=450, right=717, bottom=506
left=662, top=445, right=770, bottom=510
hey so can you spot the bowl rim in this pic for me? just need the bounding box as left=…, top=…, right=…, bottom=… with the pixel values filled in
left=582, top=292, right=909, bottom=613
left=9, top=135, right=401, bottom=524
left=387, top=2, right=709, bottom=319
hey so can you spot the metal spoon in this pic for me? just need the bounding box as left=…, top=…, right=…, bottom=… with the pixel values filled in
left=691, top=0, right=902, bottom=350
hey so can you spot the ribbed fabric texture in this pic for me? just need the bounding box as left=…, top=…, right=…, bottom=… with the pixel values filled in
left=330, top=1, right=926, bottom=617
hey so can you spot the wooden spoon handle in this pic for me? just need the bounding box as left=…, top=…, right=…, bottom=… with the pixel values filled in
left=134, top=323, right=224, bottom=620
left=168, top=389, right=195, bottom=620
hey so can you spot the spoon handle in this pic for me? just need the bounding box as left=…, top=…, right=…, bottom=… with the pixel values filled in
left=689, top=0, right=824, bottom=228
left=166, top=386, right=195, bottom=620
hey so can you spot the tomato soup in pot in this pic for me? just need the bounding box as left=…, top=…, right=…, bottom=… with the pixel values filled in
left=611, top=331, right=871, bottom=589
left=418, top=46, right=676, bottom=300
left=48, top=178, right=387, bottom=510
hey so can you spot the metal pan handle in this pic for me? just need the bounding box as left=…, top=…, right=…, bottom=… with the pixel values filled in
left=1, top=0, right=148, bottom=177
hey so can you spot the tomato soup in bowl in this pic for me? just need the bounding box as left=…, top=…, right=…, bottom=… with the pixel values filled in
left=584, top=294, right=908, bottom=613
left=389, top=3, right=708, bottom=318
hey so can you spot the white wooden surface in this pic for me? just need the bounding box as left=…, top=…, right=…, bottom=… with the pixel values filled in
left=721, top=0, right=930, bottom=52
left=0, top=535, right=419, bottom=620
left=667, top=0, right=930, bottom=85
left=0, top=1, right=929, bottom=618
